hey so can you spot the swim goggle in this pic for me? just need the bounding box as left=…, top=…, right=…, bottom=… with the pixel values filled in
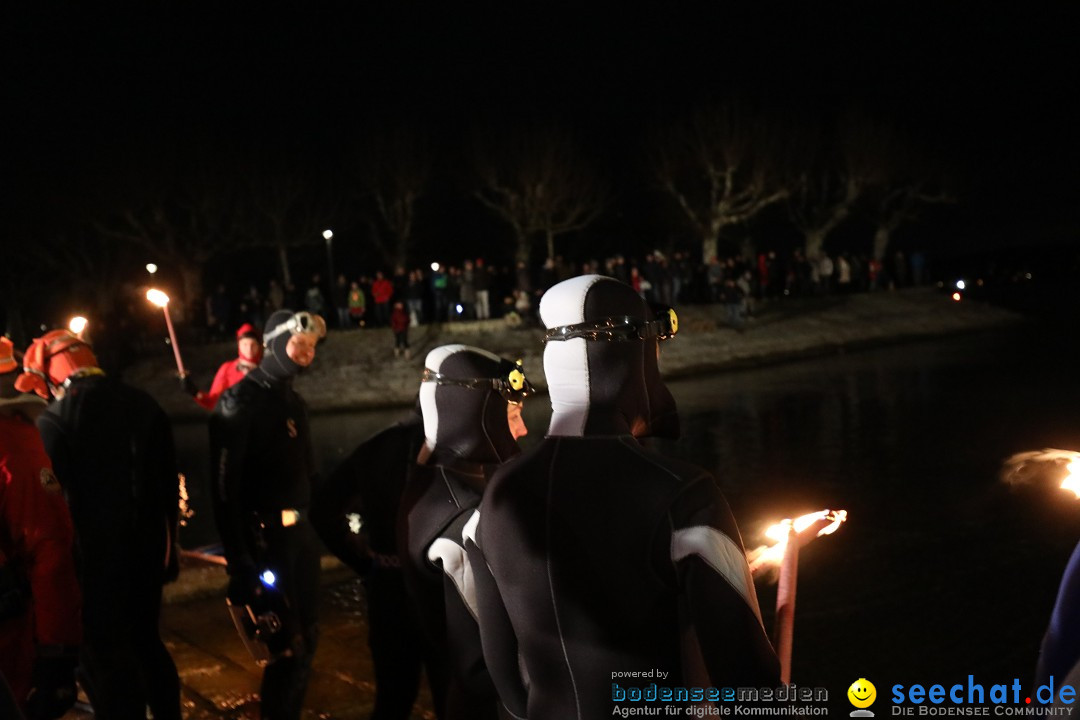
left=543, top=307, right=678, bottom=343
left=263, top=312, right=327, bottom=344
left=421, top=361, right=534, bottom=405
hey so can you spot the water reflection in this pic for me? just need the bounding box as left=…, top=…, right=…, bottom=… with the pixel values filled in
left=172, top=326, right=1080, bottom=689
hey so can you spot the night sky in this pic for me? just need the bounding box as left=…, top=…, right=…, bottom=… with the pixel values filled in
left=4, top=6, right=1079, bottom=321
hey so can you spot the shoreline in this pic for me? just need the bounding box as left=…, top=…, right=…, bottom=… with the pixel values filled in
left=157, top=287, right=1021, bottom=604
left=126, top=287, right=1024, bottom=422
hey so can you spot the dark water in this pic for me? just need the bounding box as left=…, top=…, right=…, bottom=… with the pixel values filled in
left=173, top=322, right=1080, bottom=700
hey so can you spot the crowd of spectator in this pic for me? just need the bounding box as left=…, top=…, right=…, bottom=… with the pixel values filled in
left=199, top=248, right=929, bottom=338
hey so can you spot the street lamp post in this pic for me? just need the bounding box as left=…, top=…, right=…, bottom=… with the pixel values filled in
left=323, top=229, right=335, bottom=289
left=323, top=229, right=336, bottom=322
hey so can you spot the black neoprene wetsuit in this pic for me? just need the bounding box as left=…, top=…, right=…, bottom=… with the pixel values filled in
left=469, top=435, right=780, bottom=720
left=310, top=416, right=442, bottom=720
left=210, top=369, right=320, bottom=720
left=398, top=461, right=499, bottom=720
left=37, top=375, right=181, bottom=720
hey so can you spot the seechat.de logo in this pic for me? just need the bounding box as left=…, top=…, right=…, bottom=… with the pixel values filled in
left=848, top=678, right=877, bottom=717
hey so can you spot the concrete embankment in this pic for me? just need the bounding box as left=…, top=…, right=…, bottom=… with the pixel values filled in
left=128, top=287, right=1023, bottom=421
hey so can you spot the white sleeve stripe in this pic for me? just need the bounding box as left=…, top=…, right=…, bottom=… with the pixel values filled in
left=462, top=510, right=480, bottom=545
left=428, top=537, right=478, bottom=619
left=671, top=526, right=764, bottom=625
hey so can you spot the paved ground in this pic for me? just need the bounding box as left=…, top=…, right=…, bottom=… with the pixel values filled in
left=66, top=566, right=436, bottom=719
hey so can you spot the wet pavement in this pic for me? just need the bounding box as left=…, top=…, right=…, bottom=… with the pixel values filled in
left=64, top=566, right=436, bottom=719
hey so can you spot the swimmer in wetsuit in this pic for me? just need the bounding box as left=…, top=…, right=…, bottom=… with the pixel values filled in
left=398, top=344, right=532, bottom=720
left=467, top=275, right=779, bottom=720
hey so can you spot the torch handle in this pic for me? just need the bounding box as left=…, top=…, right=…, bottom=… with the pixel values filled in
left=161, top=306, right=186, bottom=376
left=775, top=527, right=799, bottom=685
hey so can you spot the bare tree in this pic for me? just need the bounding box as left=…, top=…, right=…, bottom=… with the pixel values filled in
left=472, top=125, right=607, bottom=263
left=351, top=127, right=431, bottom=268
left=788, top=171, right=864, bottom=261
left=44, top=232, right=136, bottom=320
left=861, top=125, right=955, bottom=261
left=95, top=166, right=245, bottom=321
left=246, top=165, right=341, bottom=287
left=786, top=113, right=881, bottom=259
left=652, top=103, right=789, bottom=263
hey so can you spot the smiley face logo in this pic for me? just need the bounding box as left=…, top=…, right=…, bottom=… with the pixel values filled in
left=847, top=678, right=876, bottom=709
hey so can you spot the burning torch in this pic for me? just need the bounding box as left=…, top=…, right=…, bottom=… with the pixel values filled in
left=748, top=509, right=848, bottom=684
left=146, top=289, right=186, bottom=377
left=1002, top=448, right=1080, bottom=498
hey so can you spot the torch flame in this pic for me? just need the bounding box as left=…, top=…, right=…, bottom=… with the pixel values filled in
left=1063, top=460, right=1080, bottom=499
left=1002, top=449, right=1080, bottom=500
left=749, top=509, right=848, bottom=576
left=146, top=288, right=170, bottom=307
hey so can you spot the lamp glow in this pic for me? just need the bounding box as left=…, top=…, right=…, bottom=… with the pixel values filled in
left=146, top=263, right=158, bottom=274
left=323, top=229, right=333, bottom=241
left=68, top=316, right=88, bottom=335
left=430, top=262, right=440, bottom=272
left=260, top=570, right=277, bottom=586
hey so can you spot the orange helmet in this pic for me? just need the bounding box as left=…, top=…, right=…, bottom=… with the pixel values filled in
left=0, top=336, right=17, bottom=374
left=15, top=330, right=100, bottom=399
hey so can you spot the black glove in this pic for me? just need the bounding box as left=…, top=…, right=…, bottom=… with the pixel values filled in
left=24, top=654, right=77, bottom=720
left=226, top=562, right=261, bottom=606
left=179, top=373, right=198, bottom=397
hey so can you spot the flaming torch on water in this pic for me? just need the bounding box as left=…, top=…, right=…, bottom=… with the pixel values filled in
left=1001, top=449, right=1080, bottom=498
left=747, top=509, right=848, bottom=684
left=146, top=288, right=186, bottom=377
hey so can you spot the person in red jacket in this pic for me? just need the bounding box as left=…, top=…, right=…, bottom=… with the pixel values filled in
left=182, top=323, right=263, bottom=410
left=371, top=271, right=395, bottom=327
left=0, top=336, right=82, bottom=719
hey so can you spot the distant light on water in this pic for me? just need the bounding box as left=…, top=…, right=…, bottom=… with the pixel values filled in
left=955, top=280, right=966, bottom=290
left=951, top=293, right=961, bottom=302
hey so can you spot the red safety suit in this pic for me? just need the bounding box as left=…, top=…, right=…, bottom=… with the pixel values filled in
left=0, top=412, right=81, bottom=704
left=194, top=358, right=256, bottom=411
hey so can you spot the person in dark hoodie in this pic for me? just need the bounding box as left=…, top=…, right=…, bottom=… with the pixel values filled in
left=21, top=330, right=180, bottom=720
left=466, top=275, right=779, bottom=720
left=209, top=309, right=326, bottom=720
left=398, top=345, right=532, bottom=720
